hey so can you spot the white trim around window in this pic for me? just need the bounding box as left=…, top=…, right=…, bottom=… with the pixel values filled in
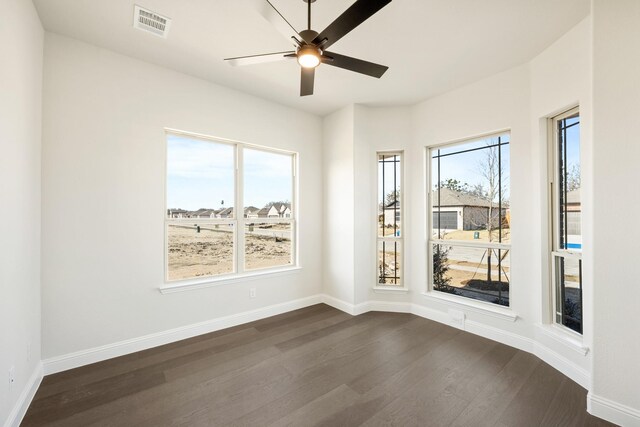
left=162, top=129, right=298, bottom=291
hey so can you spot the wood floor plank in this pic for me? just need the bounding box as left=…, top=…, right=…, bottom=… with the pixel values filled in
left=494, top=361, right=566, bottom=427
left=21, top=305, right=613, bottom=427
left=449, top=351, right=541, bottom=427
left=268, top=384, right=360, bottom=427
left=352, top=332, right=500, bottom=427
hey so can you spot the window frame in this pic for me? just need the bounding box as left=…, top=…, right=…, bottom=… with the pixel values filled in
left=163, top=129, right=298, bottom=287
left=548, top=107, right=583, bottom=335
left=426, top=131, right=512, bottom=309
left=375, top=151, right=405, bottom=290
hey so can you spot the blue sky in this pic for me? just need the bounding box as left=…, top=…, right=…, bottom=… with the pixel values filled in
left=166, top=135, right=292, bottom=211
left=432, top=134, right=511, bottom=198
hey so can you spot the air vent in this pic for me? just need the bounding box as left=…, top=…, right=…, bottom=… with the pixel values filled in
left=133, top=5, right=171, bottom=38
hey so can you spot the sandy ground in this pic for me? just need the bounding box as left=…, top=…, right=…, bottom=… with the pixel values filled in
left=378, top=248, right=401, bottom=285
left=434, top=229, right=511, bottom=243
left=167, top=224, right=291, bottom=281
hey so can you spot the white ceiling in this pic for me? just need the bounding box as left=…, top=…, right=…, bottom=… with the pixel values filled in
left=33, top=0, right=590, bottom=116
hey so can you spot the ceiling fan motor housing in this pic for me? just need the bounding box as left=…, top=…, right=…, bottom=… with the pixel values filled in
left=298, top=29, right=318, bottom=44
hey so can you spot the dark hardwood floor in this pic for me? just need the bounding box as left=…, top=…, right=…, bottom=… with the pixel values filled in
left=23, top=304, right=615, bottom=426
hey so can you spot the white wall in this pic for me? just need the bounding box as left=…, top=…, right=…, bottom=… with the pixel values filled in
left=0, top=0, right=43, bottom=425
left=322, top=19, right=595, bottom=390
left=410, top=63, right=535, bottom=335
left=591, top=0, right=640, bottom=421
left=529, top=18, right=594, bottom=377
left=354, top=106, right=413, bottom=305
left=322, top=106, right=355, bottom=305
left=41, top=33, right=323, bottom=360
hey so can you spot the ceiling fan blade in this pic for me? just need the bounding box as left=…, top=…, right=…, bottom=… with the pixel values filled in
left=300, top=67, right=315, bottom=96
left=253, top=0, right=300, bottom=46
left=224, top=51, right=295, bottom=66
left=322, top=51, right=388, bottom=78
left=312, top=0, right=392, bottom=49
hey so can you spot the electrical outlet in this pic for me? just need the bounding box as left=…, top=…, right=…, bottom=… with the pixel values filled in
left=250, top=288, right=256, bottom=298
left=8, top=367, right=15, bottom=390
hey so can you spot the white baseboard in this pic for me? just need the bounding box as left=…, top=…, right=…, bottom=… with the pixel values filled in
left=42, top=294, right=323, bottom=375
left=588, top=392, right=640, bottom=427
left=36, top=292, right=631, bottom=427
left=532, top=341, right=590, bottom=389
left=3, top=362, right=43, bottom=427
left=320, top=294, right=357, bottom=315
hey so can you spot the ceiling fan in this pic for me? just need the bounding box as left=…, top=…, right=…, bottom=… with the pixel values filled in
left=225, top=0, right=392, bottom=96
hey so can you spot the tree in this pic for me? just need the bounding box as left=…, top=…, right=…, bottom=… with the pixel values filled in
left=566, top=164, right=581, bottom=191
left=432, top=245, right=458, bottom=294
left=438, top=179, right=486, bottom=198
left=475, top=142, right=508, bottom=304
left=385, top=189, right=400, bottom=206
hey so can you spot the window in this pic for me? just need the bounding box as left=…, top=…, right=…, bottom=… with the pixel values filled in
left=428, top=133, right=511, bottom=307
left=550, top=108, right=582, bottom=334
left=165, top=132, right=296, bottom=282
left=377, top=152, right=403, bottom=287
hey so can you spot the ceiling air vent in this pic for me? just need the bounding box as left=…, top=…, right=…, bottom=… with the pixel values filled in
left=133, top=5, right=171, bottom=38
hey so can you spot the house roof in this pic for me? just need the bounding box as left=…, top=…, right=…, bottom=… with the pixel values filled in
left=432, top=188, right=508, bottom=209
left=567, top=189, right=581, bottom=204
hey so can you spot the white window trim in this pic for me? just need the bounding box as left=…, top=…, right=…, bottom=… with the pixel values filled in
left=548, top=107, right=583, bottom=335
left=163, top=129, right=298, bottom=288
left=375, top=151, right=404, bottom=289
left=159, top=266, right=303, bottom=294
left=425, top=131, right=514, bottom=312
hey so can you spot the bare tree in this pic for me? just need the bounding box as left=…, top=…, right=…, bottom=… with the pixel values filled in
left=566, top=164, right=581, bottom=191
left=475, top=142, right=508, bottom=303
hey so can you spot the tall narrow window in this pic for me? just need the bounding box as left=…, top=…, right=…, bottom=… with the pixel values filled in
left=377, top=152, right=403, bottom=287
left=165, top=132, right=296, bottom=283
left=428, top=133, right=511, bottom=307
left=550, top=108, right=582, bottom=334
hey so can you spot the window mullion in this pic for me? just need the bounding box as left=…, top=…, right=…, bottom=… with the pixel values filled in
left=236, top=145, right=245, bottom=274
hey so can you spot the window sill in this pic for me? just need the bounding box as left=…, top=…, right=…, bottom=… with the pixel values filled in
left=373, top=286, right=409, bottom=293
left=159, top=266, right=302, bottom=294
left=535, top=323, right=589, bottom=356
left=420, top=291, right=518, bottom=322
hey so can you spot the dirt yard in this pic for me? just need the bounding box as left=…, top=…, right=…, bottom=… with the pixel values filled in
left=167, top=224, right=291, bottom=281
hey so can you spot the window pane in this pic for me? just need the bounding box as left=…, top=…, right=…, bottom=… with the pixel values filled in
left=244, top=149, right=293, bottom=219
left=378, top=240, right=402, bottom=286
left=431, top=134, right=510, bottom=243
left=166, top=135, right=235, bottom=218
left=432, top=244, right=510, bottom=306
left=554, top=255, right=582, bottom=333
left=167, top=223, right=234, bottom=280
left=245, top=222, right=292, bottom=270
left=378, top=154, right=401, bottom=238
left=558, top=114, right=581, bottom=250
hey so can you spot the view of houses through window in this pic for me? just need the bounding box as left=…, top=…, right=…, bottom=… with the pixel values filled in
left=377, top=152, right=402, bottom=286
left=165, top=133, right=295, bottom=282
left=429, top=133, right=511, bottom=306
left=551, top=108, right=582, bottom=334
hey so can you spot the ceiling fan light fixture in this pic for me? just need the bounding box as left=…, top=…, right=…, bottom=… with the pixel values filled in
left=297, top=46, right=321, bottom=68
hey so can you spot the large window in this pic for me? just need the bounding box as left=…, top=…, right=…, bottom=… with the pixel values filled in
left=428, top=133, right=511, bottom=307
left=550, top=108, right=582, bottom=334
left=377, top=152, right=403, bottom=287
left=165, top=132, right=296, bottom=282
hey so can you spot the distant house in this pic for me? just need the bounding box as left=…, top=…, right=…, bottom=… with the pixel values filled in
left=431, top=188, right=509, bottom=231
left=192, top=208, right=218, bottom=219
left=382, top=200, right=401, bottom=227
left=216, top=207, right=234, bottom=219
left=257, top=202, right=291, bottom=218
left=167, top=208, right=189, bottom=219
left=244, top=206, right=260, bottom=219
left=565, top=189, right=581, bottom=235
